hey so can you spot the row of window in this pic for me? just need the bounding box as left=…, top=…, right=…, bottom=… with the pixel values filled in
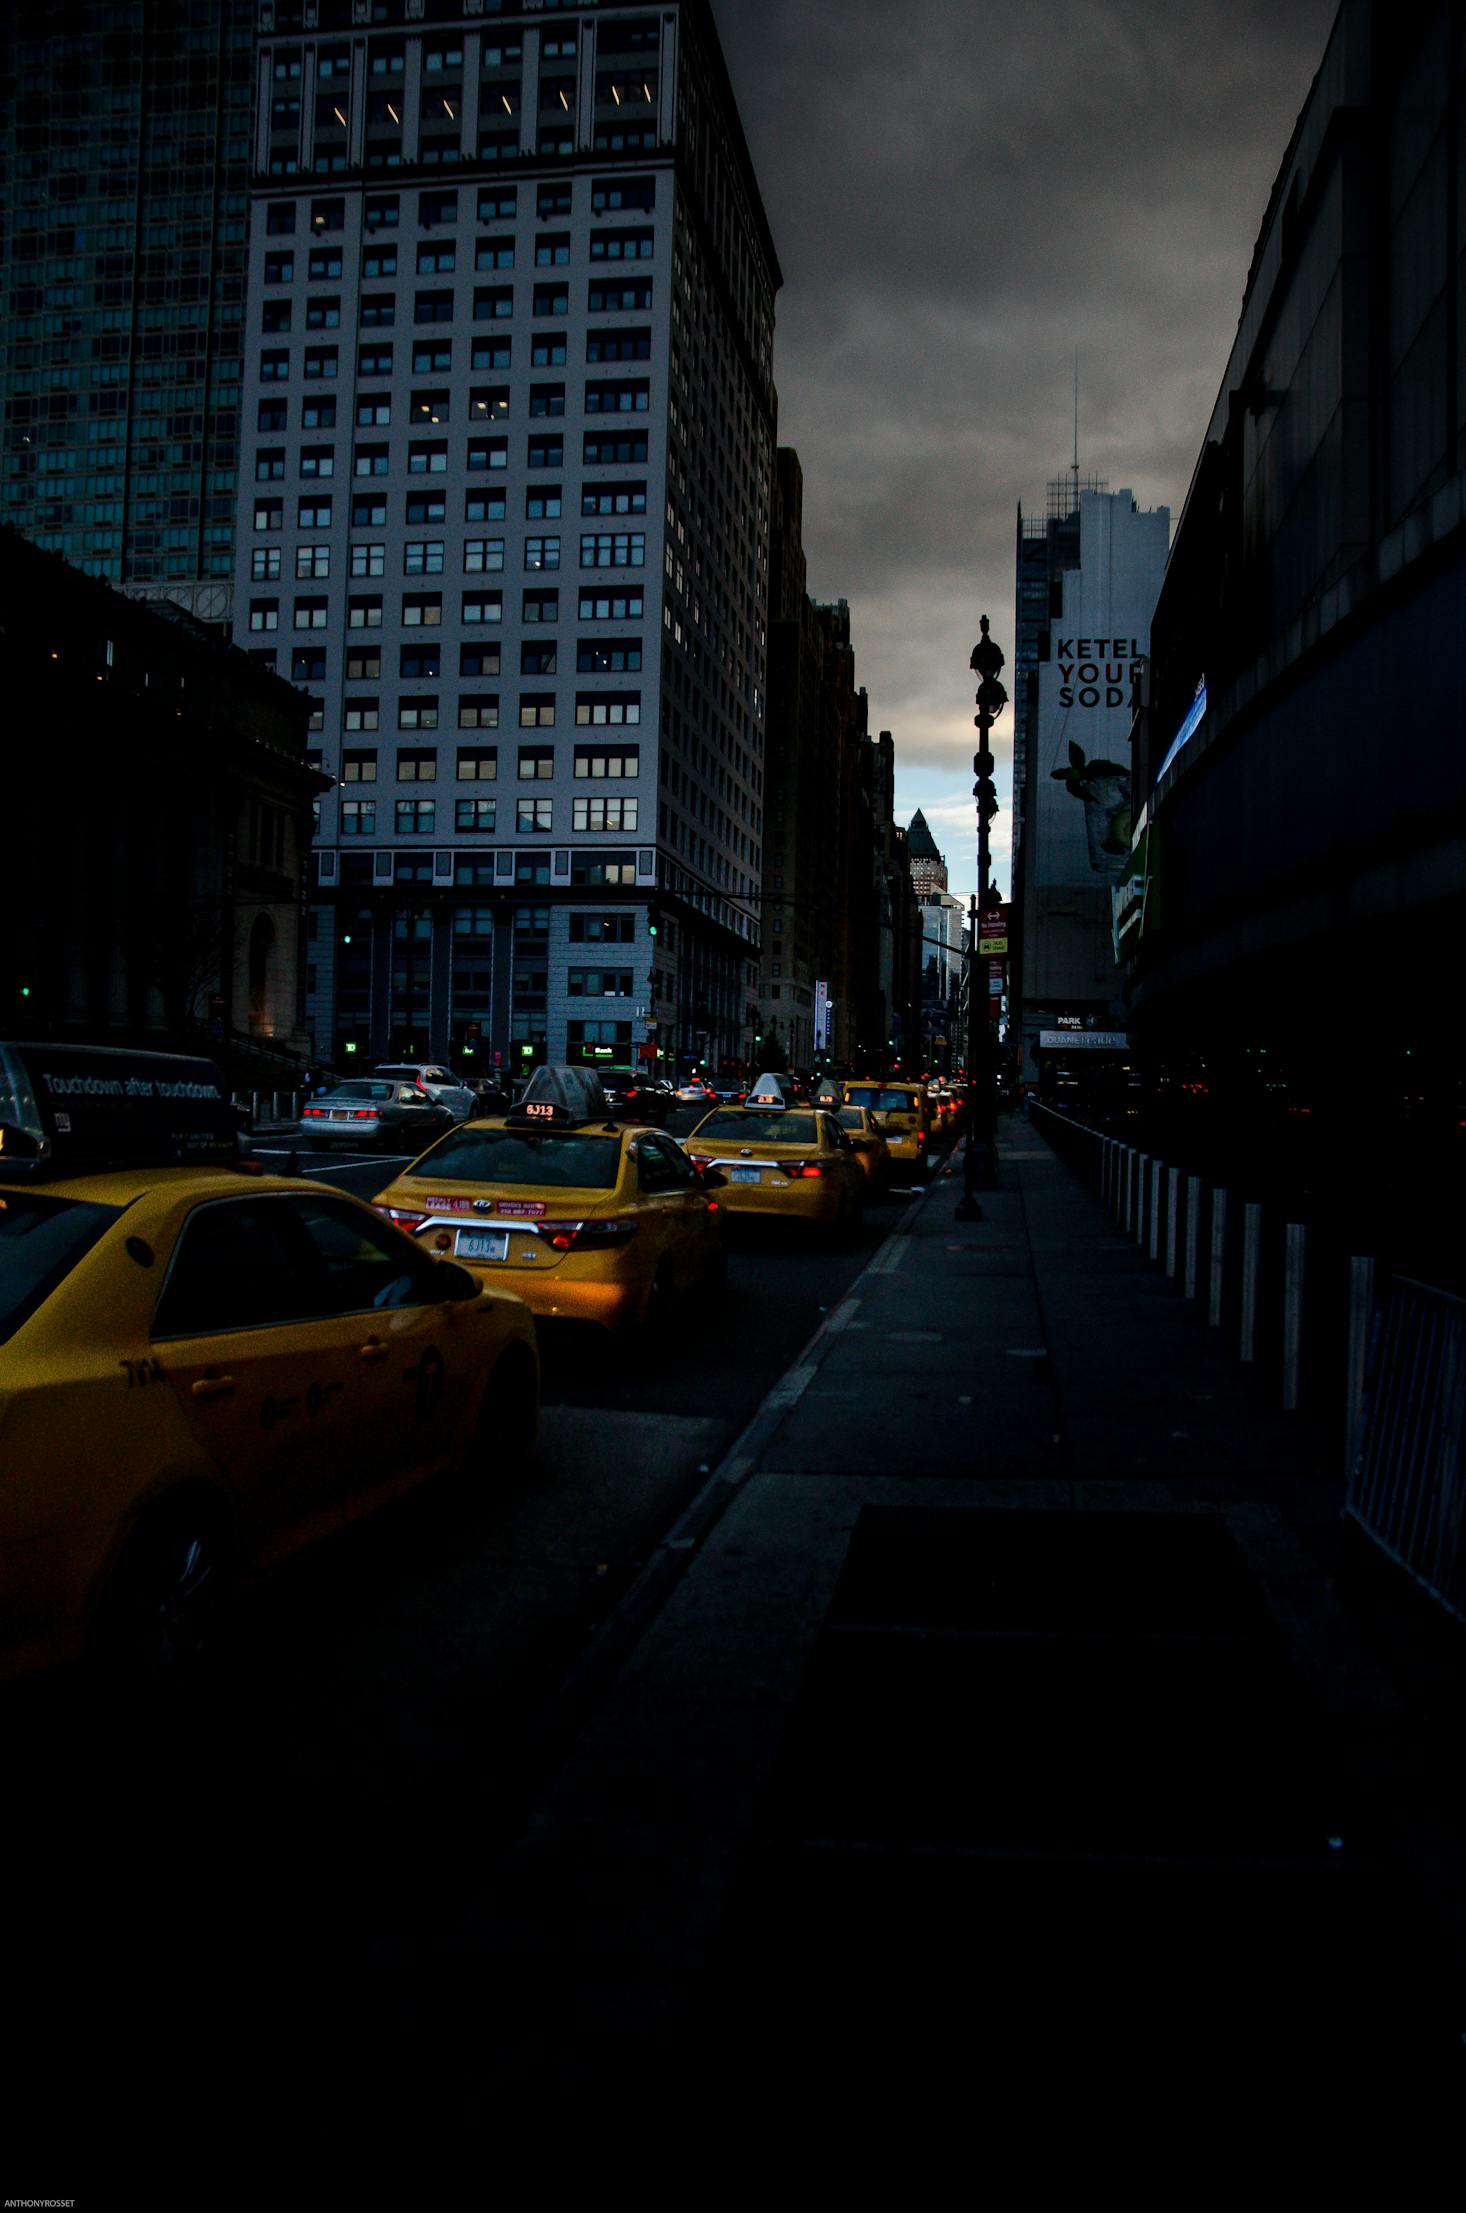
left=266, top=251, right=653, bottom=316
left=338, top=797, right=639, bottom=835
left=335, top=745, right=638, bottom=779
left=248, top=484, right=645, bottom=549
left=266, top=183, right=653, bottom=234
left=250, top=585, right=648, bottom=629
left=262, top=288, right=652, bottom=343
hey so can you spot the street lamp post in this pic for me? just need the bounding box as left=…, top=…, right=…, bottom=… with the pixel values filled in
left=958, top=616, right=1007, bottom=1220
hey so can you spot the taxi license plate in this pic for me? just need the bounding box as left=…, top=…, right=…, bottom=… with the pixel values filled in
left=731, top=1166, right=761, bottom=1184
left=455, top=1229, right=509, bottom=1261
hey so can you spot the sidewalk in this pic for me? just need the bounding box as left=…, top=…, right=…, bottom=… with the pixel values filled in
left=387, top=1118, right=1465, bottom=2107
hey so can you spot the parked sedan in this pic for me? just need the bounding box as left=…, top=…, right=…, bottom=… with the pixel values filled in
left=298, top=1080, right=457, bottom=1153
left=372, top=1063, right=478, bottom=1122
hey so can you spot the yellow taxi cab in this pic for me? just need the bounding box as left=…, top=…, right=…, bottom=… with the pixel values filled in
left=833, top=1104, right=892, bottom=1191
left=0, top=1040, right=538, bottom=1681
left=371, top=1064, right=726, bottom=1331
left=684, top=1102, right=865, bottom=1232
left=841, top=1080, right=933, bottom=1178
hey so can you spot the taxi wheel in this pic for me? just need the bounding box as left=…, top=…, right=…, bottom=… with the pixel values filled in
left=96, top=1496, right=234, bottom=1678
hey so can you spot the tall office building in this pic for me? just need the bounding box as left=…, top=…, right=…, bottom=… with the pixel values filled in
left=234, top=0, right=779, bottom=1079
left=0, top=1, right=256, bottom=614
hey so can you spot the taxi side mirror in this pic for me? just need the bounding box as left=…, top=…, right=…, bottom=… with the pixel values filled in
left=699, top=1167, right=728, bottom=1190
left=434, top=1260, right=481, bottom=1300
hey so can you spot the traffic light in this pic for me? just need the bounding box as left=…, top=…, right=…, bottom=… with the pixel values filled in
left=647, top=902, right=660, bottom=938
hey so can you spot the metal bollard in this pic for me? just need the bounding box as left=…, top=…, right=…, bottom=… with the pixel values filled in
left=1184, top=1175, right=1201, bottom=1301
left=1281, top=1223, right=1306, bottom=1411
left=1209, top=1189, right=1227, bottom=1327
left=1344, top=1255, right=1376, bottom=1481
left=1239, top=1201, right=1263, bottom=1363
left=1134, top=1154, right=1149, bottom=1244
left=1166, top=1166, right=1181, bottom=1278
left=1148, top=1158, right=1163, bottom=1262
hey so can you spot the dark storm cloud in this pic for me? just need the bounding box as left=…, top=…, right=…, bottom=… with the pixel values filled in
left=708, top=0, right=1339, bottom=844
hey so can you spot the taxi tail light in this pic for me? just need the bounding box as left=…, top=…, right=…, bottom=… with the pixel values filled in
left=688, top=1153, right=713, bottom=1170
left=377, top=1204, right=429, bottom=1232
left=534, top=1218, right=639, bottom=1253
left=782, top=1160, right=829, bottom=1179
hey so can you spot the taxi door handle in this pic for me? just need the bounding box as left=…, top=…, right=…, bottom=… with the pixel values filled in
left=359, top=1339, right=390, bottom=1364
left=191, top=1375, right=236, bottom=1401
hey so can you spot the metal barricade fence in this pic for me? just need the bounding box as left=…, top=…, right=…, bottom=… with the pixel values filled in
left=1346, top=1276, right=1466, bottom=1624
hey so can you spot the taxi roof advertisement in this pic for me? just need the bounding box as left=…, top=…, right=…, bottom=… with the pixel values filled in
left=1, top=1040, right=236, bottom=1174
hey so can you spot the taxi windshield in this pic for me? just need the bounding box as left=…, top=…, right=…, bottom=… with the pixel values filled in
left=0, top=1191, right=122, bottom=1346
left=845, top=1087, right=917, bottom=1113
left=404, top=1126, right=622, bottom=1189
left=697, top=1110, right=818, bottom=1146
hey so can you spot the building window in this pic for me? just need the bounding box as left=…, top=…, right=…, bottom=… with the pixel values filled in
left=460, top=645, right=501, bottom=677
left=356, top=398, right=392, bottom=428
left=404, top=541, right=445, bottom=575
left=260, top=351, right=290, bottom=384
left=256, top=451, right=286, bottom=481
left=298, top=498, right=334, bottom=531
left=586, top=329, right=651, bottom=363
left=346, top=648, right=381, bottom=681
left=526, top=486, right=562, bottom=519
left=527, top=437, right=564, bottom=471
left=467, top=437, right=508, bottom=472
left=455, top=797, right=496, bottom=832
left=534, top=233, right=571, bottom=267
left=397, top=746, right=437, bottom=778
left=583, top=430, right=648, bottom=466
left=248, top=599, right=279, bottom=632
left=363, top=247, right=398, bottom=279
left=399, top=645, right=441, bottom=679
left=302, top=398, right=337, bottom=428
left=398, top=694, right=440, bottom=729
left=303, top=347, right=339, bottom=380
left=295, top=546, right=331, bottom=579
left=517, top=798, right=553, bottom=833
left=254, top=501, right=283, bottom=531
left=291, top=648, right=326, bottom=683
left=518, top=739, right=555, bottom=776
left=576, top=638, right=641, bottom=672
left=567, top=968, right=634, bottom=998
left=341, top=750, right=377, bottom=782
left=589, top=228, right=654, bottom=262
left=351, top=495, right=387, bottom=527
left=471, top=338, right=512, bottom=372
left=531, top=333, right=568, bottom=368
left=585, top=380, right=650, bottom=414
left=574, top=742, right=640, bottom=775
left=414, top=289, right=454, bottom=324
left=462, top=592, right=503, bottom=625
left=520, top=642, right=557, bottom=676
left=457, top=699, right=500, bottom=731
left=580, top=533, right=645, bottom=569
left=587, top=279, right=652, bottom=313
left=416, top=244, right=456, bottom=275
left=578, top=589, right=644, bottom=621
left=525, top=537, right=560, bottom=571
left=306, top=294, right=341, bottom=328
left=358, top=346, right=394, bottom=378
left=569, top=913, right=635, bottom=944
left=474, top=286, right=514, bottom=321
left=408, top=441, right=448, bottom=475
left=396, top=799, right=437, bottom=835
left=522, top=590, right=559, bottom=624
left=262, top=300, right=292, bottom=334
left=350, top=543, right=386, bottom=577
left=581, top=482, right=646, bottom=516
left=299, top=445, right=335, bottom=479
left=365, top=195, right=400, bottom=230
left=528, top=384, right=565, bottom=418
left=251, top=548, right=281, bottom=582
left=480, top=186, right=519, bottom=220
left=476, top=240, right=515, bottom=271
left=464, top=538, right=504, bottom=573
left=419, top=191, right=458, bottom=226
left=266, top=204, right=297, bottom=236
left=310, top=197, right=346, bottom=231
left=354, top=444, right=389, bottom=477
left=569, top=851, right=636, bottom=887
left=344, top=702, right=379, bottom=732
left=347, top=595, right=383, bottom=629
left=572, top=796, right=638, bottom=832
left=518, top=700, right=556, bottom=734
left=465, top=489, right=507, bottom=522
left=457, top=746, right=498, bottom=778
left=341, top=799, right=376, bottom=836
left=402, top=592, right=443, bottom=626
left=574, top=693, right=639, bottom=726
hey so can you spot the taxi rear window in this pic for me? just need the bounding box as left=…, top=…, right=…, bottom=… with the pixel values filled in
left=403, top=1127, right=622, bottom=1189
left=697, top=1110, right=817, bottom=1145
left=0, top=1192, right=121, bottom=1346
left=846, top=1088, right=919, bottom=1113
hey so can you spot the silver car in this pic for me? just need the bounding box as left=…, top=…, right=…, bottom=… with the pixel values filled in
left=371, top=1062, right=477, bottom=1121
left=298, top=1079, right=457, bottom=1152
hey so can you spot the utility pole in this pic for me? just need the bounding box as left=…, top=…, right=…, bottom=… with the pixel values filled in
left=958, top=616, right=1007, bottom=1219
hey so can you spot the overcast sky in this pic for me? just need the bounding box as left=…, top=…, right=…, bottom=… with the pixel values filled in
left=709, top=0, right=1340, bottom=905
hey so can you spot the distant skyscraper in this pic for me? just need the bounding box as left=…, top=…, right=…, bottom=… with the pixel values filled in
left=905, top=809, right=947, bottom=897
left=232, top=0, right=780, bottom=1076
left=1012, top=482, right=1168, bottom=1077
left=0, top=1, right=255, bottom=615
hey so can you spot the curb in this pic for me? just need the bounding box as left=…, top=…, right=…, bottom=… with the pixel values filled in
left=537, top=1153, right=956, bottom=1743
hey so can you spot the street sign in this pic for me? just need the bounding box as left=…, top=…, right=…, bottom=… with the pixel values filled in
left=978, top=935, right=1008, bottom=955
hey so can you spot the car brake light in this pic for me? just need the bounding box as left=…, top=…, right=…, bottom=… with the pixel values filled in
left=376, top=1205, right=428, bottom=1232
left=781, top=1160, right=828, bottom=1179
left=534, top=1218, right=639, bottom=1253
left=688, top=1153, right=713, bottom=1170
left=303, top=1106, right=325, bottom=1118
left=352, top=1108, right=379, bottom=1121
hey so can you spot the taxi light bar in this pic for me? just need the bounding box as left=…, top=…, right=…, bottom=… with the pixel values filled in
left=533, top=1217, right=639, bottom=1253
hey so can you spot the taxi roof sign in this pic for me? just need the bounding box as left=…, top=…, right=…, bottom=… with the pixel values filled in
left=0, top=1041, right=238, bottom=1180
left=508, top=1063, right=612, bottom=1128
